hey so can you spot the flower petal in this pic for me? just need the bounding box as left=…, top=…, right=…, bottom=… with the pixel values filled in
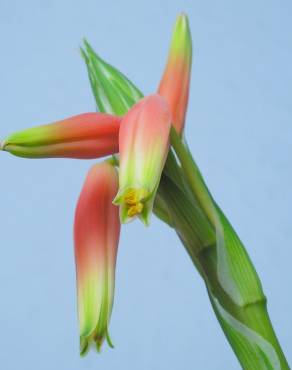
left=1, top=113, right=120, bottom=159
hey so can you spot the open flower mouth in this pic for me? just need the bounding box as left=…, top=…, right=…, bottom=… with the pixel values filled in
left=122, top=188, right=151, bottom=217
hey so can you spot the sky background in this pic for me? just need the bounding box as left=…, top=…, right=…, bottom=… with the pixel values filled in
left=0, top=0, right=291, bottom=369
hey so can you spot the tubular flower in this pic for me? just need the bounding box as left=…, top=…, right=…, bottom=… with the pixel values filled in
left=158, top=13, right=192, bottom=134
left=74, top=163, right=120, bottom=354
left=114, top=94, right=171, bottom=225
left=0, top=113, right=120, bottom=159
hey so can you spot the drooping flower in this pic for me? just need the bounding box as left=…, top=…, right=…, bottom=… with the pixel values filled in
left=74, top=162, right=120, bottom=354
left=158, top=13, right=192, bottom=134
left=114, top=94, right=171, bottom=225
left=0, top=113, right=120, bottom=159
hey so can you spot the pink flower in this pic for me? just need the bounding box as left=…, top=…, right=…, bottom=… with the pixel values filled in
left=1, top=113, right=120, bottom=159
left=158, top=13, right=192, bottom=134
left=114, top=94, right=171, bottom=225
left=74, top=163, right=120, bottom=354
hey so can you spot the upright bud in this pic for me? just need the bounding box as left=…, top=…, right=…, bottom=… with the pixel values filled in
left=74, top=163, right=120, bottom=354
left=81, top=39, right=143, bottom=116
left=114, top=94, right=171, bottom=225
left=0, top=113, right=120, bottom=159
left=158, top=13, right=192, bottom=134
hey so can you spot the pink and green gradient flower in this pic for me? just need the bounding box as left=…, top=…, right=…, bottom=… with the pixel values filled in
left=0, top=113, right=120, bottom=159
left=113, top=94, right=171, bottom=225
left=74, top=162, right=120, bottom=354
left=158, top=13, right=192, bottom=134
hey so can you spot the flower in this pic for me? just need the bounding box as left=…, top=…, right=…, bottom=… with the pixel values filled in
left=0, top=113, right=120, bottom=159
left=158, top=13, right=192, bottom=134
left=74, top=162, right=120, bottom=354
left=114, top=94, right=171, bottom=225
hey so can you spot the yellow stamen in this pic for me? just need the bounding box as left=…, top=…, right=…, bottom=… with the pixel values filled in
left=124, top=189, right=140, bottom=205
left=127, top=203, right=144, bottom=217
left=124, top=188, right=149, bottom=205
left=123, top=188, right=150, bottom=217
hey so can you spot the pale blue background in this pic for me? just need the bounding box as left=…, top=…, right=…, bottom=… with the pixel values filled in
left=0, top=1, right=291, bottom=369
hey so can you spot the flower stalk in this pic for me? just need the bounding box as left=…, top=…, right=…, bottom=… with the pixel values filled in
left=159, top=136, right=290, bottom=369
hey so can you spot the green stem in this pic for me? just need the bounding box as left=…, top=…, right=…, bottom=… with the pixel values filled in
left=163, top=129, right=290, bottom=369
left=169, top=127, right=216, bottom=226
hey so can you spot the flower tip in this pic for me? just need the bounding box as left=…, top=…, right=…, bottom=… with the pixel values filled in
left=173, top=12, right=191, bottom=46
left=106, top=330, right=115, bottom=349
left=80, top=337, right=89, bottom=357
left=139, top=208, right=152, bottom=226
left=94, top=331, right=114, bottom=353
left=0, top=140, right=6, bottom=151
left=140, top=216, right=151, bottom=227
left=96, top=341, right=102, bottom=353
left=119, top=205, right=135, bottom=224
left=112, top=192, right=122, bottom=206
left=177, top=12, right=189, bottom=23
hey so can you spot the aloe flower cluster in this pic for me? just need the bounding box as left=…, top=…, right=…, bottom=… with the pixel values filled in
left=1, top=13, right=289, bottom=369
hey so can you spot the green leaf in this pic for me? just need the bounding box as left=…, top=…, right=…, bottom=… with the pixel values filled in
left=169, top=127, right=289, bottom=369
left=169, top=127, right=264, bottom=306
left=81, top=39, right=143, bottom=116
